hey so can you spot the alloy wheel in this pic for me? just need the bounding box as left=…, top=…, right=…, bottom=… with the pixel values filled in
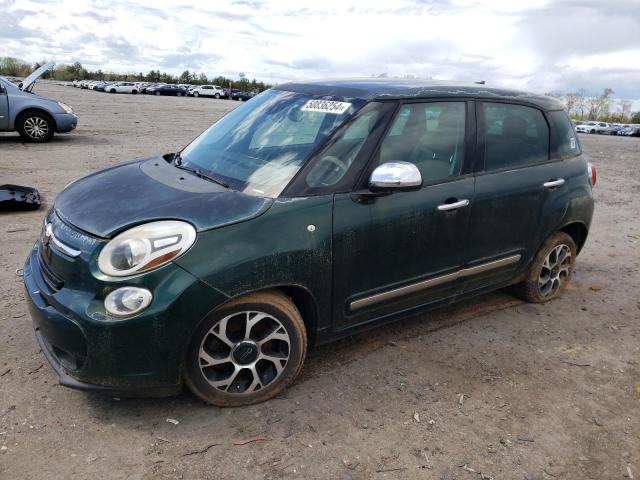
left=538, top=244, right=571, bottom=298
left=24, top=116, right=49, bottom=139
left=198, top=310, right=290, bottom=394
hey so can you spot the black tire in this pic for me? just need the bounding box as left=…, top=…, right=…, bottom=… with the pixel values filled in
left=590, top=129, right=595, bottom=134
left=513, top=232, right=577, bottom=303
left=132, top=90, right=138, bottom=94
left=155, top=91, right=161, bottom=96
left=109, top=89, right=116, bottom=93
left=194, top=91, right=199, bottom=97
left=16, top=111, right=55, bottom=143
left=214, top=93, right=220, bottom=99
left=176, top=92, right=182, bottom=96
left=185, top=290, right=307, bottom=407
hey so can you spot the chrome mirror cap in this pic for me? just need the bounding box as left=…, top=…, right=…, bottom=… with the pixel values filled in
left=369, top=161, right=422, bottom=192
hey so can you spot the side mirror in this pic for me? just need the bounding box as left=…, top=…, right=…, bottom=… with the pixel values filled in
left=369, top=161, right=422, bottom=192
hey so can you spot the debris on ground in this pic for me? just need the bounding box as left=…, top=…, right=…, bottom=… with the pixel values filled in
left=233, top=437, right=267, bottom=446
left=165, top=418, right=179, bottom=425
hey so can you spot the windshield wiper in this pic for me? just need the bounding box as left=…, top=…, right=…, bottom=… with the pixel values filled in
left=173, top=156, right=230, bottom=189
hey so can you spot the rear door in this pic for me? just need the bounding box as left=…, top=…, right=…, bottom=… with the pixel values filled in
left=0, top=82, right=8, bottom=130
left=462, top=101, right=568, bottom=293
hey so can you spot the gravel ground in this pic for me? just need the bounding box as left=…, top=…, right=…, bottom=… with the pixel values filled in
left=1, top=83, right=639, bottom=480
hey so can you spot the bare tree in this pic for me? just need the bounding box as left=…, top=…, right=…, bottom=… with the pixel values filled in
left=618, top=99, right=633, bottom=122
left=575, top=89, right=588, bottom=119
left=564, top=92, right=580, bottom=116
left=587, top=88, right=614, bottom=119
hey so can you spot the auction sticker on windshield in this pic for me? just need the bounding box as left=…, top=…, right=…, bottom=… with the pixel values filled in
left=301, top=100, right=352, bottom=114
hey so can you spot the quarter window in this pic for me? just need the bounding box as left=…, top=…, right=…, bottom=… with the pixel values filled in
left=377, top=102, right=466, bottom=184
left=482, top=103, right=549, bottom=170
left=549, top=110, right=580, bottom=158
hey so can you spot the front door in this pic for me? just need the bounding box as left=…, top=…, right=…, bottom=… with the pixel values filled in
left=332, top=100, right=475, bottom=330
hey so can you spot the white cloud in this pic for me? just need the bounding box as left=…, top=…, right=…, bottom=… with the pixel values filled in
left=1, top=0, right=639, bottom=101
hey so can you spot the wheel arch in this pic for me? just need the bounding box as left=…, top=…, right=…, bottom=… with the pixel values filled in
left=559, top=221, right=589, bottom=254
left=198, top=284, right=320, bottom=348
left=14, top=107, right=57, bottom=131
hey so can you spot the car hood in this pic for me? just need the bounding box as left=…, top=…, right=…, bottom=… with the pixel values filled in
left=54, top=157, right=274, bottom=238
left=21, top=61, right=55, bottom=92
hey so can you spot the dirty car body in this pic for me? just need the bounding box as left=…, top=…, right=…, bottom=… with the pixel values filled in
left=0, top=62, right=77, bottom=142
left=23, top=79, right=595, bottom=402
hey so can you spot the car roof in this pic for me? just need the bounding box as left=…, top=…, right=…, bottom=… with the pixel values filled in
left=274, top=78, right=564, bottom=111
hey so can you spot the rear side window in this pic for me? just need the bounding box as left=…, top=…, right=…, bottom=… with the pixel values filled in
left=549, top=110, right=580, bottom=158
left=482, top=103, right=549, bottom=170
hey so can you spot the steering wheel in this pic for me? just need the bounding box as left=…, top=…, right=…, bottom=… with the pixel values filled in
left=306, top=155, right=349, bottom=187
left=320, top=155, right=348, bottom=173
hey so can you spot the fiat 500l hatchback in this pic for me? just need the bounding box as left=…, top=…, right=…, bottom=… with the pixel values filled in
left=24, top=79, right=596, bottom=406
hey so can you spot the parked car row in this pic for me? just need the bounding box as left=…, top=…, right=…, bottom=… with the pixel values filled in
left=71, top=80, right=257, bottom=101
left=574, top=120, right=640, bottom=136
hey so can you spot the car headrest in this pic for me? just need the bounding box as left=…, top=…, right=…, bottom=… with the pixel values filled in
left=502, top=115, right=528, bottom=137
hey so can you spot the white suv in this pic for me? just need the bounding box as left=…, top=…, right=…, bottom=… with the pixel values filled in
left=190, top=85, right=226, bottom=98
left=107, top=82, right=138, bottom=94
left=575, top=121, right=611, bottom=134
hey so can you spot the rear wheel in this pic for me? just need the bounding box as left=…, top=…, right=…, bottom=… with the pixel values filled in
left=109, top=89, right=116, bottom=93
left=185, top=290, right=307, bottom=407
left=513, top=232, right=577, bottom=303
left=155, top=91, right=160, bottom=96
left=194, top=91, right=199, bottom=97
left=17, top=111, right=54, bottom=143
left=214, top=93, right=220, bottom=99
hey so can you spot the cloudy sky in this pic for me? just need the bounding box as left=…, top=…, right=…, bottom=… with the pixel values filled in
left=2, top=0, right=640, bottom=101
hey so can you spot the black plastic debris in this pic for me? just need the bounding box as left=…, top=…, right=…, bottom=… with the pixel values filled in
left=0, top=184, right=42, bottom=211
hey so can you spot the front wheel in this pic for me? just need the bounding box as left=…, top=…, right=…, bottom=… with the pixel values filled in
left=214, top=93, right=220, bottom=99
left=17, top=112, right=55, bottom=143
left=185, top=290, right=307, bottom=407
left=194, top=91, right=199, bottom=97
left=513, top=232, right=577, bottom=303
left=155, top=91, right=160, bottom=96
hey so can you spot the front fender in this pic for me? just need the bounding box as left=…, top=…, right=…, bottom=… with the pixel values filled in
left=176, top=196, right=334, bottom=334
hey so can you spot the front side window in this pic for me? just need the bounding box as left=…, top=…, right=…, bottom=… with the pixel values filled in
left=179, top=89, right=364, bottom=197
left=376, top=102, right=466, bottom=184
left=549, top=110, right=580, bottom=158
left=482, top=103, right=549, bottom=170
left=305, top=103, right=381, bottom=188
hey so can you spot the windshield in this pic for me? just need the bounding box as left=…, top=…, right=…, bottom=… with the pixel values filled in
left=179, top=89, right=365, bottom=197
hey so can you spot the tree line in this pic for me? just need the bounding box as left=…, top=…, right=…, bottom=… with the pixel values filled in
left=0, top=56, right=272, bottom=93
left=559, top=88, right=640, bottom=124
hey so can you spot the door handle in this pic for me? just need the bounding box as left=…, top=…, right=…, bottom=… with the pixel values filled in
left=437, top=199, right=470, bottom=211
left=543, top=178, right=565, bottom=188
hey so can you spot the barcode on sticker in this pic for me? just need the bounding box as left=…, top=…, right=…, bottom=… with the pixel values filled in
left=570, top=137, right=576, bottom=149
left=301, top=100, right=351, bottom=114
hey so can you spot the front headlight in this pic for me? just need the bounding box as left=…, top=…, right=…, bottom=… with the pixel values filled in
left=58, top=102, right=73, bottom=114
left=98, top=220, right=196, bottom=277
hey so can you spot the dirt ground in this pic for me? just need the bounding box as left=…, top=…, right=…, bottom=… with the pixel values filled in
left=1, top=83, right=639, bottom=480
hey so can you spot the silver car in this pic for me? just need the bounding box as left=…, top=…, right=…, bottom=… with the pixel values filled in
left=0, top=62, right=77, bottom=142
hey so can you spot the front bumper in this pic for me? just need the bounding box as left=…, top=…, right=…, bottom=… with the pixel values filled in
left=24, top=243, right=227, bottom=397
left=54, top=113, right=77, bottom=133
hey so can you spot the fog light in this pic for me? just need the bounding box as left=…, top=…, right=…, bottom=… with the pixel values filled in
left=104, top=287, right=152, bottom=318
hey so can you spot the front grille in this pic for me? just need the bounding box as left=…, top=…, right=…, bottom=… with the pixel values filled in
left=38, top=250, right=65, bottom=291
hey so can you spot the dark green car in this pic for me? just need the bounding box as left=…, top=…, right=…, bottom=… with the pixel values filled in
left=24, top=80, right=596, bottom=406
